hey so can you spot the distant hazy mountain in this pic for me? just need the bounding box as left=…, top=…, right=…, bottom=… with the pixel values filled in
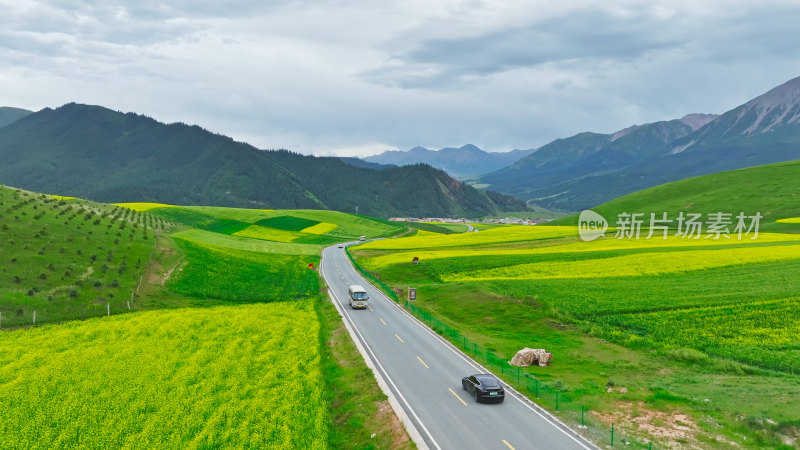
left=0, top=107, right=32, bottom=128
left=0, top=103, right=527, bottom=218
left=364, top=144, right=537, bottom=178
left=480, top=75, right=800, bottom=211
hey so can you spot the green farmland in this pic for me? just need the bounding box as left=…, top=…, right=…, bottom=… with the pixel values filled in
left=351, top=162, right=800, bottom=448
left=0, top=188, right=412, bottom=449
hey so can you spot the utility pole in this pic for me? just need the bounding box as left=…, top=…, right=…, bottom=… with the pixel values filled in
left=356, top=205, right=359, bottom=215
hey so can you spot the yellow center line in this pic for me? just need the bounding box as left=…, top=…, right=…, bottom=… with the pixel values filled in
left=394, top=334, right=404, bottom=343
left=416, top=356, right=429, bottom=368
left=448, top=388, right=468, bottom=407
left=502, top=440, right=515, bottom=450
left=379, top=317, right=387, bottom=326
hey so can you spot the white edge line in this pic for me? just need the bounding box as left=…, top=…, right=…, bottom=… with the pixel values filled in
left=320, top=251, right=438, bottom=450
left=342, top=248, right=596, bottom=450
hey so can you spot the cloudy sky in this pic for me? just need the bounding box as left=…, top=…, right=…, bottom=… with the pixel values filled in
left=2, top=0, right=800, bottom=156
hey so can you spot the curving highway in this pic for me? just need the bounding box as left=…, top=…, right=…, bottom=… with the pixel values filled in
left=320, top=244, right=595, bottom=450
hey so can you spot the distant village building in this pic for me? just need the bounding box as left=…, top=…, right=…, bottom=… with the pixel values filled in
left=390, top=217, right=551, bottom=225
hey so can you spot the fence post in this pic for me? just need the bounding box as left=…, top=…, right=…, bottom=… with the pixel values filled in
left=535, top=379, right=539, bottom=398
left=107, top=302, right=110, bottom=316
left=517, top=367, right=520, bottom=385
left=581, top=405, right=585, bottom=426
left=611, top=422, right=614, bottom=446
left=33, top=310, right=36, bottom=324
left=555, top=391, right=560, bottom=410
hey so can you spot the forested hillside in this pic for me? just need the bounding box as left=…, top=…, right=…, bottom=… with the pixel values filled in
left=0, top=103, right=526, bottom=218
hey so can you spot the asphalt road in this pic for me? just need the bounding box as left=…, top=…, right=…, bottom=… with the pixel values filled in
left=320, top=245, right=594, bottom=450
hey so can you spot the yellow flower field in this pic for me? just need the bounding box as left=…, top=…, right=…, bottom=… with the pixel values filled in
left=777, top=217, right=800, bottom=223
left=441, top=243, right=800, bottom=281
left=361, top=232, right=800, bottom=269
left=0, top=303, right=328, bottom=448
left=115, top=202, right=177, bottom=211
left=45, top=194, right=77, bottom=200
left=301, top=222, right=338, bottom=234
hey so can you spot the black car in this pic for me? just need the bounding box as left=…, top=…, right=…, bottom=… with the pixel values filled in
left=461, top=374, right=505, bottom=403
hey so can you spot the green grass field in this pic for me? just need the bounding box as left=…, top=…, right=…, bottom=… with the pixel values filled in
left=352, top=178, right=800, bottom=448
left=169, top=238, right=319, bottom=303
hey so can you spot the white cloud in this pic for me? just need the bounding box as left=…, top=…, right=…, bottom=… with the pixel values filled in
left=1, top=0, right=799, bottom=156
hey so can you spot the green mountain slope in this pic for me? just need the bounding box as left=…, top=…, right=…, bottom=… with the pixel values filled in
left=480, top=117, right=705, bottom=209
left=556, top=159, right=800, bottom=232
left=0, top=103, right=526, bottom=217
left=0, top=106, right=32, bottom=128
left=481, top=76, right=800, bottom=212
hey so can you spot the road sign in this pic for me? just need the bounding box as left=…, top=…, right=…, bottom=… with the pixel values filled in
left=409, top=287, right=416, bottom=301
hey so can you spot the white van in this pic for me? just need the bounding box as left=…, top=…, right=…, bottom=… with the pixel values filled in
left=348, top=285, right=369, bottom=309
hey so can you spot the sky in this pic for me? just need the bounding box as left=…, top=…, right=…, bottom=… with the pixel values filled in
left=2, top=1, right=800, bottom=157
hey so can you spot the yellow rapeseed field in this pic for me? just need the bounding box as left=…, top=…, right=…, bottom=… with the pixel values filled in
left=361, top=232, right=800, bottom=269
left=442, top=243, right=800, bottom=281
left=45, top=194, right=77, bottom=200
left=115, top=202, right=177, bottom=211
left=0, top=303, right=328, bottom=448
left=301, top=222, right=339, bottom=234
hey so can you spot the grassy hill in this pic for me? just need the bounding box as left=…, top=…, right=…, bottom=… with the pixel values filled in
left=555, top=159, right=800, bottom=232
left=0, top=187, right=413, bottom=448
left=0, top=103, right=526, bottom=218
left=0, top=186, right=175, bottom=327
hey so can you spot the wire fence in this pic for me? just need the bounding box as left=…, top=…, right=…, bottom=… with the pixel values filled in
left=344, top=247, right=400, bottom=303
left=345, top=246, right=655, bottom=448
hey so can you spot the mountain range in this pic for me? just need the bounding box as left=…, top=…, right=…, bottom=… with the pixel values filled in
left=364, top=144, right=537, bottom=178
left=0, top=103, right=526, bottom=218
left=0, top=107, right=32, bottom=128
left=479, top=76, right=800, bottom=211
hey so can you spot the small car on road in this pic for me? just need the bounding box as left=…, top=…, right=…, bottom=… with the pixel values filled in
left=461, top=374, right=505, bottom=403
left=337, top=244, right=343, bottom=248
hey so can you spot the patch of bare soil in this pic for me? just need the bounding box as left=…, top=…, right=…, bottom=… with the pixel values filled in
left=145, top=260, right=164, bottom=285
left=160, top=258, right=185, bottom=286
left=374, top=400, right=411, bottom=449
left=591, top=401, right=702, bottom=448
